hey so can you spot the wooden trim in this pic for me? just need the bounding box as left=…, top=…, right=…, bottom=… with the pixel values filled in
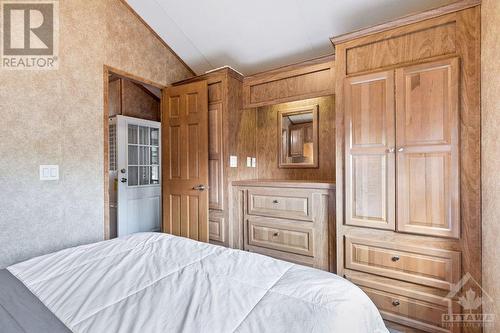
left=117, top=0, right=196, bottom=76
left=330, top=0, right=481, bottom=46
left=172, top=67, right=244, bottom=86
left=244, top=54, right=335, bottom=81
left=232, top=180, right=335, bottom=190
left=102, top=65, right=166, bottom=240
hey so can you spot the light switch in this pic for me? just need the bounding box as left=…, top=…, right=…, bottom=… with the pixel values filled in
left=40, top=165, right=59, bottom=181
left=252, top=158, right=257, bottom=168
left=229, top=156, right=238, bottom=168
left=246, top=157, right=252, bottom=167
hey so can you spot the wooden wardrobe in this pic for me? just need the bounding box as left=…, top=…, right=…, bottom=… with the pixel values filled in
left=171, top=68, right=257, bottom=247
left=332, top=1, right=481, bottom=332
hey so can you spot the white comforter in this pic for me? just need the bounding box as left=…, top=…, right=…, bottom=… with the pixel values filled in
left=8, top=233, right=388, bottom=333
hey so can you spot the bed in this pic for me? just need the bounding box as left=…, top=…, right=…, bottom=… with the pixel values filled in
left=1, top=232, right=388, bottom=333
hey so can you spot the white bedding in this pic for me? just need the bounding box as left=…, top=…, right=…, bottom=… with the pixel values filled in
left=8, top=233, right=388, bottom=333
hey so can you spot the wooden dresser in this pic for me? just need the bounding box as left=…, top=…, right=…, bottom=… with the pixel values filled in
left=230, top=180, right=335, bottom=271
left=332, top=1, right=481, bottom=333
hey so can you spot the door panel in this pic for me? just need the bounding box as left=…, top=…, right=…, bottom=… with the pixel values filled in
left=396, top=58, right=459, bottom=238
left=208, top=101, right=223, bottom=210
left=162, top=81, right=209, bottom=242
left=345, top=71, right=395, bottom=230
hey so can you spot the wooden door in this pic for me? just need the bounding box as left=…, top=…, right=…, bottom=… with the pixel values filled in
left=162, top=81, right=209, bottom=242
left=395, top=58, right=459, bottom=238
left=290, top=126, right=304, bottom=156
left=344, top=71, right=395, bottom=230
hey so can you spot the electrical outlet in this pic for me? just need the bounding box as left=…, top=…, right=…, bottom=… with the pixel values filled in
left=246, top=157, right=252, bottom=167
left=40, top=165, right=59, bottom=181
left=251, top=157, right=256, bottom=168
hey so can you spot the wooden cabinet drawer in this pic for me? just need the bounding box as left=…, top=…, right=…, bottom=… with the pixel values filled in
left=247, top=188, right=312, bottom=221
left=360, top=286, right=452, bottom=333
left=345, top=237, right=460, bottom=290
left=247, top=218, right=314, bottom=257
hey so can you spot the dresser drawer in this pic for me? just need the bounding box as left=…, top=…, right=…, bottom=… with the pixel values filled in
left=246, top=218, right=314, bottom=257
left=247, top=188, right=312, bottom=221
left=345, top=237, right=460, bottom=290
left=361, top=286, right=451, bottom=333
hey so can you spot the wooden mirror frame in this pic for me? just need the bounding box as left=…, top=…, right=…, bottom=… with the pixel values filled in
left=277, top=105, right=319, bottom=169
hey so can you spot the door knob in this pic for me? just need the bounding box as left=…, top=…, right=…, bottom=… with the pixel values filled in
left=397, top=147, right=405, bottom=152
left=120, top=178, right=127, bottom=183
left=192, top=184, right=208, bottom=191
left=386, top=148, right=395, bottom=153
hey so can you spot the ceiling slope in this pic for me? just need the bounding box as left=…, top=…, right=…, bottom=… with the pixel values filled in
left=126, top=0, right=455, bottom=75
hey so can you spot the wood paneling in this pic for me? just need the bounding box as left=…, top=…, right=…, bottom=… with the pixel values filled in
left=243, top=55, right=335, bottom=108
left=396, top=58, right=460, bottom=238
left=162, top=81, right=209, bottom=242
left=344, top=71, right=395, bottom=230
left=345, top=22, right=456, bottom=75
left=256, top=96, right=335, bottom=181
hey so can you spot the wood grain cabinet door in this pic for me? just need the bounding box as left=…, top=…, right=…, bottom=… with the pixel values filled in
left=344, top=71, right=396, bottom=230
left=162, top=81, right=210, bottom=242
left=395, top=58, right=460, bottom=238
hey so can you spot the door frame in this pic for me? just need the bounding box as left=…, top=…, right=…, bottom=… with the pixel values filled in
left=103, top=65, right=166, bottom=240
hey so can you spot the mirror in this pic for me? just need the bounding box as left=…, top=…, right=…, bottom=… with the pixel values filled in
left=278, top=105, right=318, bottom=168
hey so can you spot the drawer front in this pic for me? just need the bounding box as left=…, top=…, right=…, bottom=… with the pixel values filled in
left=361, top=286, right=452, bottom=333
left=247, top=219, right=314, bottom=256
left=345, top=237, right=460, bottom=290
left=247, top=188, right=312, bottom=221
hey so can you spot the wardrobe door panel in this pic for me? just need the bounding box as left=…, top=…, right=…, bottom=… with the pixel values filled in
left=208, top=101, right=224, bottom=210
left=345, top=71, right=395, bottom=230
left=396, top=58, right=459, bottom=238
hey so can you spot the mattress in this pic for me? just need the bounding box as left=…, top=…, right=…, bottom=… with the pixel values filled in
left=6, top=232, right=388, bottom=333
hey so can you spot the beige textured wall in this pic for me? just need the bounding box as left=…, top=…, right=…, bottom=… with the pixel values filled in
left=0, top=0, right=192, bottom=268
left=481, top=0, right=500, bottom=331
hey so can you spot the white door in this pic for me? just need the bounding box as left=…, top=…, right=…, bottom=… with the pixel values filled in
left=116, top=115, right=161, bottom=237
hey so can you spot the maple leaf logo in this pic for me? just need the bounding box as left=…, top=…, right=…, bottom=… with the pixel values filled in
left=458, top=289, right=482, bottom=311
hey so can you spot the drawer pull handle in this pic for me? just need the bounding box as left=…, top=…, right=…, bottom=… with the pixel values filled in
left=273, top=232, right=279, bottom=237
left=392, top=300, right=400, bottom=306
left=272, top=200, right=279, bottom=204
left=391, top=256, right=400, bottom=262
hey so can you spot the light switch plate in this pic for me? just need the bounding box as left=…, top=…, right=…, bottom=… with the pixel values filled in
left=229, top=155, right=238, bottom=168
left=246, top=157, right=252, bottom=167
left=252, top=157, right=257, bottom=168
left=40, top=165, right=59, bottom=181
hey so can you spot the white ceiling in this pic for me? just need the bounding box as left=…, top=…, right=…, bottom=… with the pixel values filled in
left=126, top=0, right=455, bottom=75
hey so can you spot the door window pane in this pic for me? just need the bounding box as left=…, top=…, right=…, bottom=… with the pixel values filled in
left=139, top=126, right=149, bottom=145
left=139, top=146, right=150, bottom=165
left=150, top=128, right=159, bottom=146
left=128, top=145, right=138, bottom=165
left=139, top=166, right=150, bottom=185
left=128, top=125, right=138, bottom=144
left=151, top=166, right=159, bottom=184
left=151, top=146, right=159, bottom=165
left=128, top=166, right=138, bottom=186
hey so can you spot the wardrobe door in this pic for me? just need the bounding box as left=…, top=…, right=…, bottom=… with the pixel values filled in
left=345, top=71, right=395, bottom=230
left=395, top=58, right=460, bottom=238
